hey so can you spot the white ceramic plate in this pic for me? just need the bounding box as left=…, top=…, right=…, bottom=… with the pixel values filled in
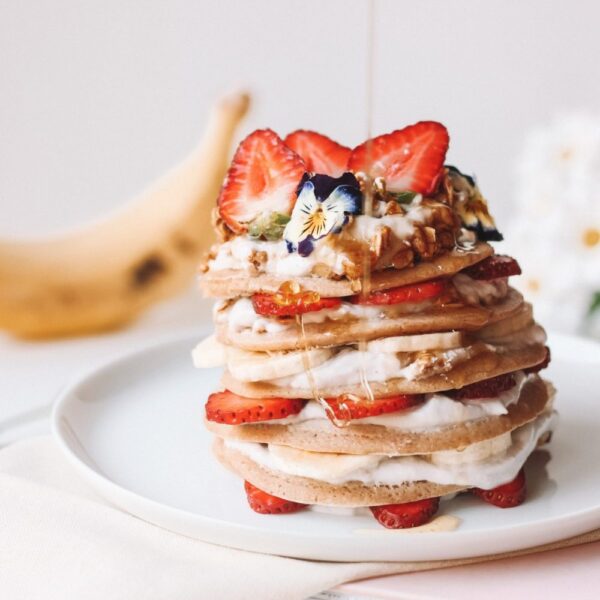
left=52, top=332, right=600, bottom=562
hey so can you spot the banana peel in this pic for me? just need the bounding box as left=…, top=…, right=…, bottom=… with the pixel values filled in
left=0, top=92, right=250, bottom=338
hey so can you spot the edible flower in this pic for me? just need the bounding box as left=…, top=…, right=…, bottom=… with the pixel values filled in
left=284, top=172, right=362, bottom=256
left=447, top=166, right=503, bottom=241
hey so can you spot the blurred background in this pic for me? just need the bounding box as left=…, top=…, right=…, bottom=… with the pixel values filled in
left=1, top=0, right=599, bottom=337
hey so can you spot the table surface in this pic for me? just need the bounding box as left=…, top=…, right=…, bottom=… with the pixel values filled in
left=2, top=290, right=599, bottom=599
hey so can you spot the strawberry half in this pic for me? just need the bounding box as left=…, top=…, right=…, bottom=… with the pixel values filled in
left=284, top=130, right=351, bottom=178
left=450, top=373, right=516, bottom=400
left=324, top=394, right=424, bottom=422
left=472, top=469, right=526, bottom=508
left=370, top=497, right=440, bottom=529
left=251, top=293, right=342, bottom=317
left=217, top=129, right=306, bottom=234
left=462, top=255, right=522, bottom=280
left=348, top=121, right=449, bottom=195
left=351, top=280, right=446, bottom=306
left=244, top=481, right=306, bottom=514
left=524, top=346, right=551, bottom=374
left=205, top=390, right=306, bottom=424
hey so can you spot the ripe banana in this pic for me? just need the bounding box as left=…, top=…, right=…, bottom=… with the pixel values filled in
left=269, top=444, right=381, bottom=480
left=192, top=334, right=334, bottom=382
left=0, top=92, right=250, bottom=338
left=191, top=334, right=227, bottom=368
left=366, top=331, right=464, bottom=353
left=430, top=432, right=512, bottom=466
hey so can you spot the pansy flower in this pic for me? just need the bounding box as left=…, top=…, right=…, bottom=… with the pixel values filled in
left=284, top=172, right=362, bottom=256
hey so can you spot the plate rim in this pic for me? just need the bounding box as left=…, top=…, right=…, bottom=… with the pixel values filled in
left=51, top=331, right=600, bottom=562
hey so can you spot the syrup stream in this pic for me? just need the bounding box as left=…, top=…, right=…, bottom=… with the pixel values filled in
left=294, top=0, right=378, bottom=426
left=356, top=0, right=377, bottom=404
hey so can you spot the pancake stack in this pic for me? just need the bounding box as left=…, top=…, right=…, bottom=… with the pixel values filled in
left=195, top=124, right=555, bottom=528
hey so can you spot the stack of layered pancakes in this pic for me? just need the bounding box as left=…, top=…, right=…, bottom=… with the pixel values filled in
left=195, top=123, right=555, bottom=528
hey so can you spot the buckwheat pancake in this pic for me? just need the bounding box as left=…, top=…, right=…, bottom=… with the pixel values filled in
left=206, top=375, right=550, bottom=455
left=200, top=243, right=493, bottom=299
left=216, top=288, right=525, bottom=352
left=221, top=342, right=548, bottom=399
left=213, top=436, right=466, bottom=506
left=213, top=407, right=553, bottom=506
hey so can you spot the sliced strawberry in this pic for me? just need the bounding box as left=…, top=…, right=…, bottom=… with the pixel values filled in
left=244, top=481, right=306, bottom=514
left=205, top=390, right=306, bottom=424
left=462, top=255, right=522, bottom=280
left=472, top=469, right=526, bottom=508
left=251, top=293, right=342, bottom=317
left=348, top=121, right=449, bottom=195
left=524, top=346, right=551, bottom=374
left=450, top=373, right=516, bottom=400
left=351, top=280, right=446, bottom=306
left=217, top=129, right=306, bottom=234
left=324, top=394, right=424, bottom=422
left=284, top=130, right=351, bottom=178
left=370, top=497, right=440, bottom=529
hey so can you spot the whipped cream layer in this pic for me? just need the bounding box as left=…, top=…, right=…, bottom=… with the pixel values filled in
left=215, top=297, right=434, bottom=337
left=215, top=277, right=510, bottom=337
left=274, top=371, right=530, bottom=430
left=208, top=204, right=433, bottom=277
left=270, top=345, right=475, bottom=388
left=224, top=411, right=554, bottom=490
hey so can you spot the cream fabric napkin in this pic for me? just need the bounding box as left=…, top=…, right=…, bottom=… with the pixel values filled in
left=0, top=436, right=598, bottom=600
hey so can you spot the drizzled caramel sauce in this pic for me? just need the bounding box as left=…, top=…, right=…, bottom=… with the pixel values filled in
left=292, top=0, right=379, bottom=426
left=355, top=0, right=377, bottom=409
left=269, top=281, right=350, bottom=427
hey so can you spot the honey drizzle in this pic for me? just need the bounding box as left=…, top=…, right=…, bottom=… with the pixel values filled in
left=356, top=0, right=377, bottom=405
left=296, top=313, right=351, bottom=427
left=293, top=0, right=378, bottom=426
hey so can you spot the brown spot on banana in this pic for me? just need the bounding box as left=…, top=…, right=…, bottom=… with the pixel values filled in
left=131, top=255, right=166, bottom=288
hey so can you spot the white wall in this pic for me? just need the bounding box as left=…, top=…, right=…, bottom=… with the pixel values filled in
left=2, top=0, right=599, bottom=236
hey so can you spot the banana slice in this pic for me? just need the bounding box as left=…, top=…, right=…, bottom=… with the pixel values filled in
left=430, top=432, right=512, bottom=466
left=367, top=331, right=464, bottom=353
left=227, top=346, right=334, bottom=382
left=269, top=444, right=381, bottom=480
left=191, top=335, right=227, bottom=368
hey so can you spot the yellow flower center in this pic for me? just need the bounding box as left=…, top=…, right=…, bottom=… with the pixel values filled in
left=526, top=278, right=541, bottom=293
left=582, top=228, right=600, bottom=248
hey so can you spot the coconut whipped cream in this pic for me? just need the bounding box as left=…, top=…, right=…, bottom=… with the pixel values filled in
left=273, top=371, right=530, bottom=430
left=208, top=207, right=432, bottom=277
left=224, top=410, right=554, bottom=489
left=216, top=297, right=436, bottom=336
left=270, top=346, right=474, bottom=389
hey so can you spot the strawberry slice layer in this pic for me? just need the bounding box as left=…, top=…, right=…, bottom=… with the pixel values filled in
left=450, top=373, right=516, bottom=400
left=284, top=130, right=351, bottom=178
left=351, top=280, right=446, bottom=306
left=370, top=497, right=440, bottom=529
left=472, top=469, right=526, bottom=508
left=462, top=255, right=522, bottom=280
left=348, top=121, right=449, bottom=195
left=244, top=481, right=306, bottom=514
left=217, top=129, right=306, bottom=234
left=205, top=390, right=306, bottom=424
left=251, top=293, right=342, bottom=317
left=524, top=346, right=551, bottom=374
left=324, top=394, right=424, bottom=422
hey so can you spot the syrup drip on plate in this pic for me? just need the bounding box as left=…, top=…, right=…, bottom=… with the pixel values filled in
left=272, top=281, right=352, bottom=427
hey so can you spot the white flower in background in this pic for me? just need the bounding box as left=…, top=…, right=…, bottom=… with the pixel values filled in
left=502, top=114, right=600, bottom=336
